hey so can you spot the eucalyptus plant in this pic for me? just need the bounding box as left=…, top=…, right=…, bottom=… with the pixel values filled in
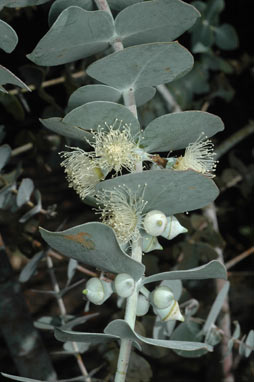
left=1, top=1, right=253, bottom=382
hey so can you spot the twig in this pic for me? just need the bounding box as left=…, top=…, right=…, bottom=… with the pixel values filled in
left=216, top=121, right=254, bottom=159
left=204, top=203, right=234, bottom=382
left=226, top=247, right=254, bottom=270
left=8, top=70, right=86, bottom=96
left=156, top=84, right=181, bottom=112
left=46, top=255, right=91, bottom=382
left=11, top=142, right=33, bottom=156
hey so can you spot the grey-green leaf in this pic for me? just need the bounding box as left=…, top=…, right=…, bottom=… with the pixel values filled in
left=48, top=0, right=93, bottom=26
left=19, top=251, right=45, bottom=283
left=40, top=222, right=145, bottom=281
left=27, top=7, right=114, bottom=66
left=67, top=85, right=121, bottom=111
left=87, top=42, right=193, bottom=91
left=1, top=374, right=44, bottom=382
left=0, top=65, right=30, bottom=93
left=55, top=327, right=118, bottom=344
left=107, top=0, right=142, bottom=10
left=115, top=0, right=200, bottom=47
left=63, top=101, right=140, bottom=136
left=214, top=24, right=239, bottom=50
left=170, top=321, right=208, bottom=358
left=0, top=144, right=11, bottom=171
left=17, top=178, right=34, bottom=207
left=104, top=319, right=213, bottom=352
left=142, top=111, right=224, bottom=153
left=96, top=169, right=219, bottom=216
left=0, top=20, right=18, bottom=53
left=142, top=260, right=227, bottom=285
left=202, top=281, right=230, bottom=335
left=19, top=189, right=42, bottom=223
left=245, top=330, right=254, bottom=357
left=39, top=117, right=92, bottom=142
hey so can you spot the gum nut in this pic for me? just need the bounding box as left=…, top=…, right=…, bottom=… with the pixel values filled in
left=144, top=210, right=167, bottom=236
left=156, top=300, right=184, bottom=322
left=151, top=285, right=174, bottom=309
left=114, top=273, right=135, bottom=298
left=142, top=232, right=163, bottom=253
left=83, top=277, right=105, bottom=305
left=136, top=294, right=150, bottom=317
left=161, top=216, right=188, bottom=240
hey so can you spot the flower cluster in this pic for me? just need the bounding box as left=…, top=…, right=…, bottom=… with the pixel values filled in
left=60, top=120, right=142, bottom=199
left=173, top=132, right=218, bottom=178
left=95, top=185, right=147, bottom=245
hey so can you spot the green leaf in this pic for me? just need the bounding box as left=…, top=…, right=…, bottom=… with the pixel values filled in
left=115, top=0, right=200, bottom=47
left=142, top=260, right=227, bottom=285
left=142, top=111, right=224, bottom=153
left=27, top=7, right=114, bottom=66
left=39, top=117, right=92, bottom=142
left=63, top=101, right=140, bottom=136
left=107, top=0, right=142, bottom=10
left=0, top=20, right=18, bottom=53
left=67, top=85, right=121, bottom=111
left=17, top=178, right=34, bottom=207
left=19, top=251, right=45, bottom=283
left=105, top=319, right=213, bottom=352
left=96, top=169, right=219, bottom=216
left=1, top=0, right=50, bottom=7
left=202, top=281, right=230, bottom=336
left=0, top=65, right=30, bottom=93
left=48, top=0, right=93, bottom=26
left=1, top=374, right=44, bottom=382
left=245, top=330, right=254, bottom=357
left=19, top=189, right=42, bottom=223
left=214, top=24, right=239, bottom=50
left=55, top=327, right=119, bottom=344
left=40, top=222, right=145, bottom=281
left=67, top=85, right=156, bottom=111
left=87, top=42, right=194, bottom=91
left=0, top=144, right=11, bottom=171
left=170, top=321, right=208, bottom=358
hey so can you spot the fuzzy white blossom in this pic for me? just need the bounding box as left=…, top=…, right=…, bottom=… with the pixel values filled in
left=60, top=120, right=144, bottom=200
left=95, top=185, right=147, bottom=245
left=60, top=147, right=103, bottom=200
left=89, top=119, right=142, bottom=174
left=173, top=133, right=218, bottom=178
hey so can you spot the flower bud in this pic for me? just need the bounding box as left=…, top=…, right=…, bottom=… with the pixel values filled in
left=142, top=232, right=163, bottom=253
left=136, top=294, right=150, bottom=317
left=143, top=210, right=167, bottom=236
left=155, top=300, right=184, bottom=322
left=114, top=273, right=135, bottom=298
left=83, top=277, right=112, bottom=305
left=151, top=285, right=174, bottom=309
left=160, top=216, right=187, bottom=240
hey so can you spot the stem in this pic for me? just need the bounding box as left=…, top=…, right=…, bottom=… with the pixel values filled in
left=95, top=2, right=143, bottom=380
left=46, top=255, right=91, bottom=382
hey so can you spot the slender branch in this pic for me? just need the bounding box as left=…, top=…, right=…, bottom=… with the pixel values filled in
left=156, top=84, right=181, bottom=112
left=46, top=255, right=91, bottom=382
left=216, top=121, right=254, bottom=159
left=95, top=2, right=143, bottom=381
left=11, top=142, right=33, bottom=156
left=204, top=203, right=234, bottom=382
left=225, top=246, right=254, bottom=270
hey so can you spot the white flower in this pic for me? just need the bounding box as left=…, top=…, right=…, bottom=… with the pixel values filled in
left=60, top=147, right=103, bottom=200
left=90, top=119, right=142, bottom=174
left=95, top=185, right=147, bottom=245
left=173, top=133, right=218, bottom=178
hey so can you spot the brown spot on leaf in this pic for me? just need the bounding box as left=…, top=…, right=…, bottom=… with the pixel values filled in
left=64, top=232, right=95, bottom=250
left=165, top=67, right=171, bottom=72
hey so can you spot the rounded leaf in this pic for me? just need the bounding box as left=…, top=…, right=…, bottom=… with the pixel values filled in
left=96, top=169, right=219, bottom=216
left=0, top=20, right=18, bottom=53
left=142, top=111, right=224, bottom=153
left=87, top=42, right=194, bottom=91
left=27, top=7, right=114, bottom=66
left=48, top=0, right=93, bottom=26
